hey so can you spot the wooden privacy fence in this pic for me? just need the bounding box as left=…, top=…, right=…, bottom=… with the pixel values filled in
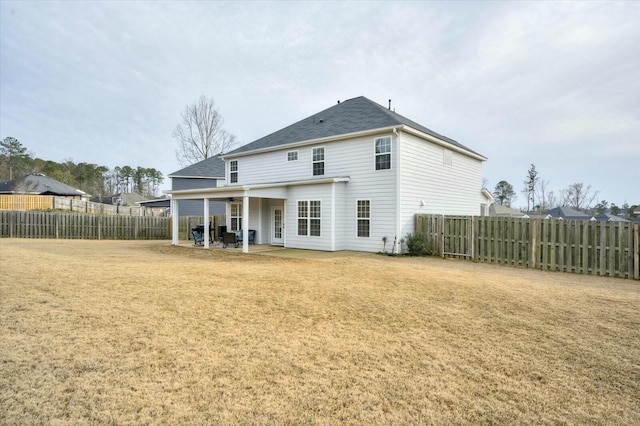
left=415, top=214, right=640, bottom=280
left=0, top=195, right=165, bottom=216
left=0, top=211, right=170, bottom=240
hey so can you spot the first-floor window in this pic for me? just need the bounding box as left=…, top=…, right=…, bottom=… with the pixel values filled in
left=298, top=200, right=321, bottom=236
left=357, top=200, right=370, bottom=237
left=230, top=203, right=242, bottom=231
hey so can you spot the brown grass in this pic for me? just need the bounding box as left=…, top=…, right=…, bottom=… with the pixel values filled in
left=1, top=239, right=638, bottom=425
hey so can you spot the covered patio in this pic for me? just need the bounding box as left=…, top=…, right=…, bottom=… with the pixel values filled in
left=167, top=177, right=349, bottom=253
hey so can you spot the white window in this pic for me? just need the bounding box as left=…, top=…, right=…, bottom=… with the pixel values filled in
left=375, top=137, right=391, bottom=170
left=312, top=147, right=324, bottom=176
left=287, top=151, right=298, bottom=161
left=230, top=202, right=242, bottom=231
left=443, top=149, right=453, bottom=167
left=298, top=200, right=321, bottom=236
left=357, top=200, right=370, bottom=238
left=230, top=160, right=238, bottom=183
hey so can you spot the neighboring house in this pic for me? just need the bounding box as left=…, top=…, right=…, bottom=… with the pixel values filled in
left=168, top=96, right=487, bottom=252
left=92, top=192, right=148, bottom=206
left=546, top=206, right=595, bottom=221
left=488, top=204, right=528, bottom=218
left=168, top=156, right=226, bottom=216
left=593, top=213, right=629, bottom=222
left=0, top=173, right=90, bottom=200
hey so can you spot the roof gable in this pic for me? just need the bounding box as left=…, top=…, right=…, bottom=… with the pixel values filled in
left=169, top=155, right=225, bottom=178
left=226, top=96, right=483, bottom=158
left=0, top=173, right=88, bottom=197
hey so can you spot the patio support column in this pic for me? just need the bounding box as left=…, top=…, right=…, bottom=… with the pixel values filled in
left=203, top=198, right=210, bottom=248
left=242, top=193, right=249, bottom=253
left=171, top=198, right=179, bottom=245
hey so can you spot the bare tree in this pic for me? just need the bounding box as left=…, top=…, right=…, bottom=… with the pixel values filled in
left=561, top=182, right=599, bottom=211
left=173, top=95, right=238, bottom=166
left=535, top=179, right=555, bottom=211
left=522, top=164, right=538, bottom=212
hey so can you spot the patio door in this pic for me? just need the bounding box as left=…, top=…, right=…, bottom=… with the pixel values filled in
left=271, top=206, right=284, bottom=245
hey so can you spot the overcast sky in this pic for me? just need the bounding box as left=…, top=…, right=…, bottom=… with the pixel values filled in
left=1, top=1, right=638, bottom=207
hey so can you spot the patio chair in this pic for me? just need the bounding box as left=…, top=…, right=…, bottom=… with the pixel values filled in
left=191, top=228, right=205, bottom=246
left=236, top=229, right=256, bottom=245
left=222, top=232, right=238, bottom=248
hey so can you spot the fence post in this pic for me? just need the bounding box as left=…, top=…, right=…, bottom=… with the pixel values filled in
left=634, top=223, right=639, bottom=280
left=531, top=219, right=537, bottom=269
left=439, top=215, right=444, bottom=258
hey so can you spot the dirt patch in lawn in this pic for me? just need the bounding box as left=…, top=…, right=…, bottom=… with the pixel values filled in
left=1, top=239, right=638, bottom=425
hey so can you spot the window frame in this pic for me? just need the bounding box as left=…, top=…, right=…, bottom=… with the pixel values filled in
left=374, top=136, right=392, bottom=170
left=297, top=200, right=321, bottom=237
left=230, top=202, right=242, bottom=231
left=287, top=150, right=299, bottom=162
left=312, top=147, right=325, bottom=176
left=229, top=160, right=238, bottom=183
left=356, top=199, right=371, bottom=238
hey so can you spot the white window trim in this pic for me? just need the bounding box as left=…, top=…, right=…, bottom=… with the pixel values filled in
left=230, top=202, right=242, bottom=231
left=297, top=199, right=322, bottom=237
left=287, top=150, right=299, bottom=162
left=229, top=160, right=238, bottom=184
left=356, top=199, right=371, bottom=238
left=374, top=136, right=392, bottom=171
left=312, top=146, right=325, bottom=176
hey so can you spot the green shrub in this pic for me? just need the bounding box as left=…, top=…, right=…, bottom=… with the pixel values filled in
left=405, top=232, right=429, bottom=256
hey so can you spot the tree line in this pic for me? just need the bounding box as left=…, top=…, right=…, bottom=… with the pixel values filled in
left=491, top=164, right=638, bottom=219
left=0, top=137, right=163, bottom=198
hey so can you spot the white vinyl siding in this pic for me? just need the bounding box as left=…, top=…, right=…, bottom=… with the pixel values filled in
left=400, top=131, right=482, bottom=238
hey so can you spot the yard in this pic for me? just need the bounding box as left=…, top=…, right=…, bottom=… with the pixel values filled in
left=1, top=239, right=638, bottom=425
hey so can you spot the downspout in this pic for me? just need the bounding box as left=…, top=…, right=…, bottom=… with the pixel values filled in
left=394, top=127, right=402, bottom=254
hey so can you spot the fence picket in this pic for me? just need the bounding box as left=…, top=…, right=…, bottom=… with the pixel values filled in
left=415, top=214, right=638, bottom=280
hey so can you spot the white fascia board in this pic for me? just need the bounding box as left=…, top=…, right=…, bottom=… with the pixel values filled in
left=166, top=177, right=350, bottom=200
left=400, top=125, right=488, bottom=161
left=168, top=175, right=224, bottom=179
left=220, top=126, right=399, bottom=160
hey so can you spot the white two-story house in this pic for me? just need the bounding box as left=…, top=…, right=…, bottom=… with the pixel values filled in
left=168, top=96, right=487, bottom=253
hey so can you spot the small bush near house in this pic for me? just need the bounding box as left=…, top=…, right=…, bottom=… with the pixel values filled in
left=405, top=232, right=430, bottom=256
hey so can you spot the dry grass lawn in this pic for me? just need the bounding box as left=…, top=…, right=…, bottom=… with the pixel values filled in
left=1, top=239, right=639, bottom=425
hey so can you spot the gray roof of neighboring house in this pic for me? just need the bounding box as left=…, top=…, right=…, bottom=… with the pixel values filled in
left=169, top=155, right=225, bottom=178
left=546, top=206, right=592, bottom=220
left=225, top=96, right=485, bottom=158
left=92, top=192, right=148, bottom=206
left=489, top=204, right=528, bottom=217
left=594, top=213, right=629, bottom=222
left=0, top=173, right=89, bottom=197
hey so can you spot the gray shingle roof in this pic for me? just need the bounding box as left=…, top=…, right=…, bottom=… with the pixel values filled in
left=546, top=207, right=592, bottom=219
left=169, top=155, right=225, bottom=178
left=0, top=173, right=88, bottom=196
left=226, top=96, right=484, bottom=157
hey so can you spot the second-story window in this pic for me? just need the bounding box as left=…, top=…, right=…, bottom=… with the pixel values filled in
left=312, top=147, right=324, bottom=176
left=230, top=160, right=238, bottom=183
left=375, top=137, right=391, bottom=170
left=287, top=151, right=298, bottom=161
